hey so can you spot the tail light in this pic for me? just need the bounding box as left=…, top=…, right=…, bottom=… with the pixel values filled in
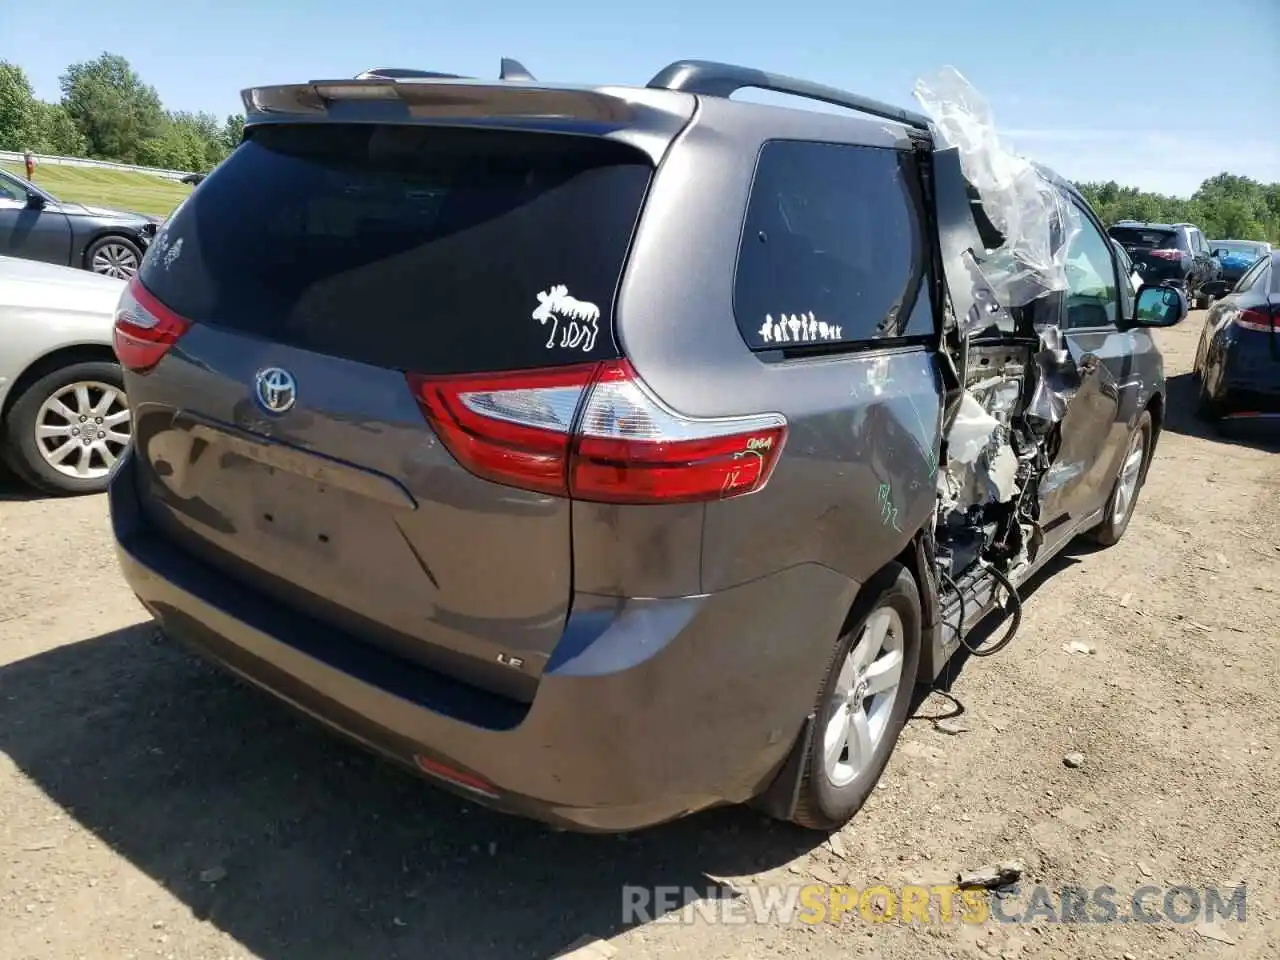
left=1149, top=249, right=1182, bottom=261
left=408, top=359, right=787, bottom=504
left=1235, top=307, right=1275, bottom=333
left=113, top=277, right=191, bottom=373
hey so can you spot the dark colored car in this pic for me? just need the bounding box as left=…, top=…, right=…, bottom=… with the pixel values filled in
left=0, top=167, right=158, bottom=279
left=1107, top=221, right=1219, bottom=307
left=1194, top=249, right=1280, bottom=421
left=108, top=60, right=1184, bottom=833
left=180, top=173, right=206, bottom=186
left=1208, top=239, right=1271, bottom=288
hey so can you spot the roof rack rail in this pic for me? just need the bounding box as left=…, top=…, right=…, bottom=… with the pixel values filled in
left=646, top=59, right=931, bottom=131
left=354, top=58, right=536, bottom=83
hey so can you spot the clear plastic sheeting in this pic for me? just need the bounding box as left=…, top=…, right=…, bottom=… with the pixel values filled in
left=947, top=392, right=999, bottom=465
left=913, top=66, right=1081, bottom=309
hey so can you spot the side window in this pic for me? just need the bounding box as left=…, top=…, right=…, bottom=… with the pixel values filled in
left=1235, top=257, right=1269, bottom=294
left=1062, top=205, right=1120, bottom=330
left=733, top=140, right=931, bottom=350
left=0, top=174, right=23, bottom=203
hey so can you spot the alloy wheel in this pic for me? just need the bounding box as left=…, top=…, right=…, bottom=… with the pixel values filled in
left=91, top=242, right=140, bottom=278
left=822, top=607, right=905, bottom=788
left=1111, top=427, right=1146, bottom=527
left=33, top=381, right=131, bottom=480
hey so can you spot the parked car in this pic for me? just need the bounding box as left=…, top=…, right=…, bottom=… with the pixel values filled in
left=0, top=256, right=130, bottom=494
left=1107, top=220, right=1219, bottom=307
left=0, top=167, right=159, bottom=279
left=1208, top=239, right=1271, bottom=288
left=1193, top=249, right=1279, bottom=422
left=107, top=59, right=1184, bottom=833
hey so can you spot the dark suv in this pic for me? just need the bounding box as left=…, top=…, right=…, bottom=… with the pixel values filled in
left=108, top=60, right=1185, bottom=833
left=1107, top=220, right=1220, bottom=307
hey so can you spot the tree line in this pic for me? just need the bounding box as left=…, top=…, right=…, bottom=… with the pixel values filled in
left=1077, top=175, right=1280, bottom=245
left=1, top=52, right=1278, bottom=243
left=0, top=54, right=243, bottom=173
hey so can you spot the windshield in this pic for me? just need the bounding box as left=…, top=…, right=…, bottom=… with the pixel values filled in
left=1108, top=226, right=1177, bottom=249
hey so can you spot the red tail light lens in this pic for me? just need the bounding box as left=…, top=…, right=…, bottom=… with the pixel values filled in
left=113, top=277, right=191, bottom=373
left=570, top=360, right=787, bottom=503
left=408, top=363, right=597, bottom=496
left=408, top=360, right=787, bottom=504
left=1148, top=248, right=1182, bottom=261
left=1235, top=307, right=1276, bottom=333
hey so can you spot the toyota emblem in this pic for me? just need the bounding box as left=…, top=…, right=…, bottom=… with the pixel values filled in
left=255, top=367, right=297, bottom=414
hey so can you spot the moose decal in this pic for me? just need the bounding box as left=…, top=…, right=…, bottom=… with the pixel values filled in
left=532, top=285, right=601, bottom=354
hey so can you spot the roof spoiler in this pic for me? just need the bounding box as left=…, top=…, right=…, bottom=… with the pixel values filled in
left=353, top=57, right=536, bottom=82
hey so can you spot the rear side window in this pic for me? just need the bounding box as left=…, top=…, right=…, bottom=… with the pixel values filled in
left=733, top=140, right=932, bottom=351
left=138, top=124, right=653, bottom=374
left=1108, top=227, right=1179, bottom=249
left=1236, top=257, right=1270, bottom=294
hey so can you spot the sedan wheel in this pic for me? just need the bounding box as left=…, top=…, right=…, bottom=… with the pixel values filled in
left=34, top=381, right=131, bottom=481
left=2, top=360, right=131, bottom=496
left=90, top=239, right=140, bottom=278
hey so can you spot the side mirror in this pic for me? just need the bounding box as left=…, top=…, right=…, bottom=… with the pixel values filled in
left=1123, top=285, right=1186, bottom=329
left=24, top=191, right=45, bottom=209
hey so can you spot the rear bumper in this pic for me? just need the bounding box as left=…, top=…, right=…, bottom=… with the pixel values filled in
left=109, top=452, right=856, bottom=832
left=1212, top=336, right=1280, bottom=412
left=1134, top=262, right=1187, bottom=286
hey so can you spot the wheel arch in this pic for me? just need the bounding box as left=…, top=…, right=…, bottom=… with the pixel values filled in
left=79, top=229, right=147, bottom=270
left=1, top=343, right=119, bottom=434
left=751, top=539, right=936, bottom=822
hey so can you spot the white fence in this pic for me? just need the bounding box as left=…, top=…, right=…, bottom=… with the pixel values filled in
left=0, top=150, right=194, bottom=182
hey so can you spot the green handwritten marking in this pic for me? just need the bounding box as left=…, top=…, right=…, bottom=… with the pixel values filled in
left=876, top=481, right=903, bottom=532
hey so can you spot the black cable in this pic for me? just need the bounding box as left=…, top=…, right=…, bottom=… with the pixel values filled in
left=962, top=562, right=1022, bottom=657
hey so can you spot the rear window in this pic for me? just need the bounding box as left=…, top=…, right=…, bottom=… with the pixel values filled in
left=138, top=124, right=653, bottom=374
left=733, top=140, right=933, bottom=351
left=1107, top=226, right=1178, bottom=249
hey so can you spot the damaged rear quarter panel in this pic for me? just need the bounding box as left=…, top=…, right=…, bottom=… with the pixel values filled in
left=698, top=349, right=945, bottom=592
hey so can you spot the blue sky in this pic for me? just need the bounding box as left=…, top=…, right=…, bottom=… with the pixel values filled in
left=3, top=0, right=1277, bottom=196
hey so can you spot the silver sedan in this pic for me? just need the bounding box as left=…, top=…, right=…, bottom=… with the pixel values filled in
left=0, top=255, right=129, bottom=495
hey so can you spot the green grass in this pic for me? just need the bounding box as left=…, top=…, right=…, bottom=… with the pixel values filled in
left=1, top=163, right=191, bottom=218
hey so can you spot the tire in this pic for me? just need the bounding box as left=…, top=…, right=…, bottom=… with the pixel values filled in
left=1087, top=411, right=1151, bottom=547
left=1, top=360, right=131, bottom=496
left=1196, top=367, right=1225, bottom=422
left=84, top=234, right=143, bottom=279
left=788, top=563, right=922, bottom=831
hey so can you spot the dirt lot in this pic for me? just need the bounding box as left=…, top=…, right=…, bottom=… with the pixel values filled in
left=2, top=315, right=1277, bottom=960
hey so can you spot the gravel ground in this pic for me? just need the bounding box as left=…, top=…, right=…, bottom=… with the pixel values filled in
left=1, top=316, right=1277, bottom=960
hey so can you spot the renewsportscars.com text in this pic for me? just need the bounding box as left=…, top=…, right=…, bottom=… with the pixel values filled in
left=622, top=883, right=1248, bottom=926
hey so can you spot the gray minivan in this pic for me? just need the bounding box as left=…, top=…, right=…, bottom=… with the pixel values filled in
left=107, top=60, right=1185, bottom=832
